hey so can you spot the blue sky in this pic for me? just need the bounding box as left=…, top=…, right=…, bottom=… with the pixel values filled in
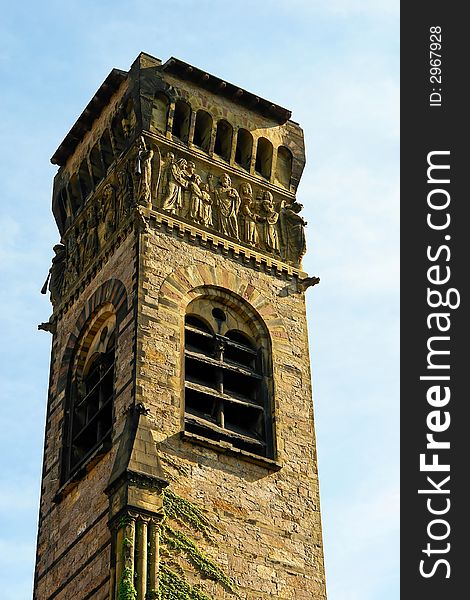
left=0, top=1, right=399, bottom=598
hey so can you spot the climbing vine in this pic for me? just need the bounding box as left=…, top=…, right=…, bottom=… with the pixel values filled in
left=158, top=489, right=238, bottom=599
left=117, top=517, right=137, bottom=600
left=162, top=490, right=216, bottom=540
left=158, top=565, right=212, bottom=600
left=118, top=566, right=137, bottom=600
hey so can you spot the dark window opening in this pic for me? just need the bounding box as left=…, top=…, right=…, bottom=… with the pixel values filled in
left=185, top=355, right=219, bottom=391
left=223, top=369, right=259, bottom=402
left=276, top=146, right=293, bottom=188
left=184, top=314, right=272, bottom=458
left=172, top=100, right=191, bottom=143
left=100, top=130, right=114, bottom=171
left=212, top=307, right=226, bottom=322
left=58, top=186, right=72, bottom=225
left=68, top=174, right=82, bottom=213
left=255, top=137, right=273, bottom=179
left=185, top=314, right=212, bottom=333
left=214, top=120, right=233, bottom=161
left=235, top=129, right=253, bottom=171
left=78, top=160, right=93, bottom=201
left=193, top=110, right=212, bottom=152
left=224, top=401, right=263, bottom=438
left=67, top=330, right=115, bottom=478
left=185, top=327, right=214, bottom=355
left=185, top=387, right=217, bottom=422
left=89, top=143, right=105, bottom=186
left=224, top=345, right=256, bottom=369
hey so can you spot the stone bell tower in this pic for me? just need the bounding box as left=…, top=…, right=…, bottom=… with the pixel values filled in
left=34, top=52, right=327, bottom=600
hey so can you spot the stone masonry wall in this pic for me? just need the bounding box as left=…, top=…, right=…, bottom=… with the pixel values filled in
left=34, top=231, right=137, bottom=600
left=34, top=218, right=327, bottom=599
left=137, top=223, right=327, bottom=599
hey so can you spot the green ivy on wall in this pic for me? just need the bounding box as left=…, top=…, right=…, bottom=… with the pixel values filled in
left=158, top=489, right=238, bottom=600
left=118, top=566, right=137, bottom=600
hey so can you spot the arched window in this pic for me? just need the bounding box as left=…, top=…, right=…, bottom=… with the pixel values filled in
left=235, top=128, right=253, bottom=171
left=68, top=173, right=82, bottom=213
left=172, top=100, right=191, bottom=143
left=56, top=186, right=70, bottom=230
left=151, top=91, right=170, bottom=133
left=111, top=114, right=126, bottom=154
left=184, top=297, right=274, bottom=458
left=99, top=129, right=114, bottom=171
left=63, top=312, right=116, bottom=480
left=193, top=110, right=213, bottom=152
left=214, top=119, right=233, bottom=161
left=275, top=146, right=293, bottom=188
left=89, top=142, right=105, bottom=186
left=255, top=137, right=273, bottom=179
left=78, top=159, right=93, bottom=201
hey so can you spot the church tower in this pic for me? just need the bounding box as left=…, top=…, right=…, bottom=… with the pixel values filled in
left=34, top=52, right=327, bottom=600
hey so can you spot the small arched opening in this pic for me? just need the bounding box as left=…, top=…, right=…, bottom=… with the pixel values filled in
left=276, top=146, right=293, bottom=188
left=172, top=99, right=191, bottom=143
left=193, top=110, right=213, bottom=152
left=255, top=137, right=273, bottom=179
left=235, top=128, right=253, bottom=171
left=214, top=119, right=233, bottom=161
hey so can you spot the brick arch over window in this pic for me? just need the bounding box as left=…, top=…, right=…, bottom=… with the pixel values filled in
left=58, top=279, right=128, bottom=395
left=158, top=265, right=290, bottom=354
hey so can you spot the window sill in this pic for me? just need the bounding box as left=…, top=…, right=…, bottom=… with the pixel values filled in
left=181, top=430, right=282, bottom=471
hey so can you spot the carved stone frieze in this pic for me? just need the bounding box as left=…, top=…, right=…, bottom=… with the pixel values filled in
left=47, top=175, right=134, bottom=307
left=44, top=135, right=307, bottom=309
left=154, top=150, right=307, bottom=266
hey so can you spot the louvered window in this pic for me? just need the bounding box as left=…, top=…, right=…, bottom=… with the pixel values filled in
left=184, top=308, right=273, bottom=458
left=63, top=321, right=115, bottom=480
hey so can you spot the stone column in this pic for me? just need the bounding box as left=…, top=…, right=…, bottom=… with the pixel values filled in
left=147, top=518, right=160, bottom=597
left=113, top=514, right=137, bottom=599
left=135, top=517, right=148, bottom=600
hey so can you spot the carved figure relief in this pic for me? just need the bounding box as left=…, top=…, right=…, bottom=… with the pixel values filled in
left=199, top=182, right=213, bottom=227
left=280, top=201, right=307, bottom=264
left=239, top=182, right=259, bottom=246
left=135, top=136, right=154, bottom=206
left=41, top=244, right=66, bottom=305
left=117, top=164, right=134, bottom=221
left=77, top=221, right=87, bottom=271
left=155, top=151, right=307, bottom=266
left=161, top=156, right=189, bottom=214
left=64, top=233, right=79, bottom=291
left=259, top=191, right=280, bottom=254
left=187, top=174, right=203, bottom=222
left=83, top=208, right=98, bottom=267
left=213, top=173, right=241, bottom=238
left=102, top=184, right=116, bottom=241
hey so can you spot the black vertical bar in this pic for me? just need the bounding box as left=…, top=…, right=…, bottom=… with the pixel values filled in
left=401, top=4, right=468, bottom=598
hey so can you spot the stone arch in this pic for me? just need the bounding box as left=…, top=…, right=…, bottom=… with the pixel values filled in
left=172, top=99, right=192, bottom=143
left=57, top=278, right=128, bottom=394
left=158, top=265, right=289, bottom=352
